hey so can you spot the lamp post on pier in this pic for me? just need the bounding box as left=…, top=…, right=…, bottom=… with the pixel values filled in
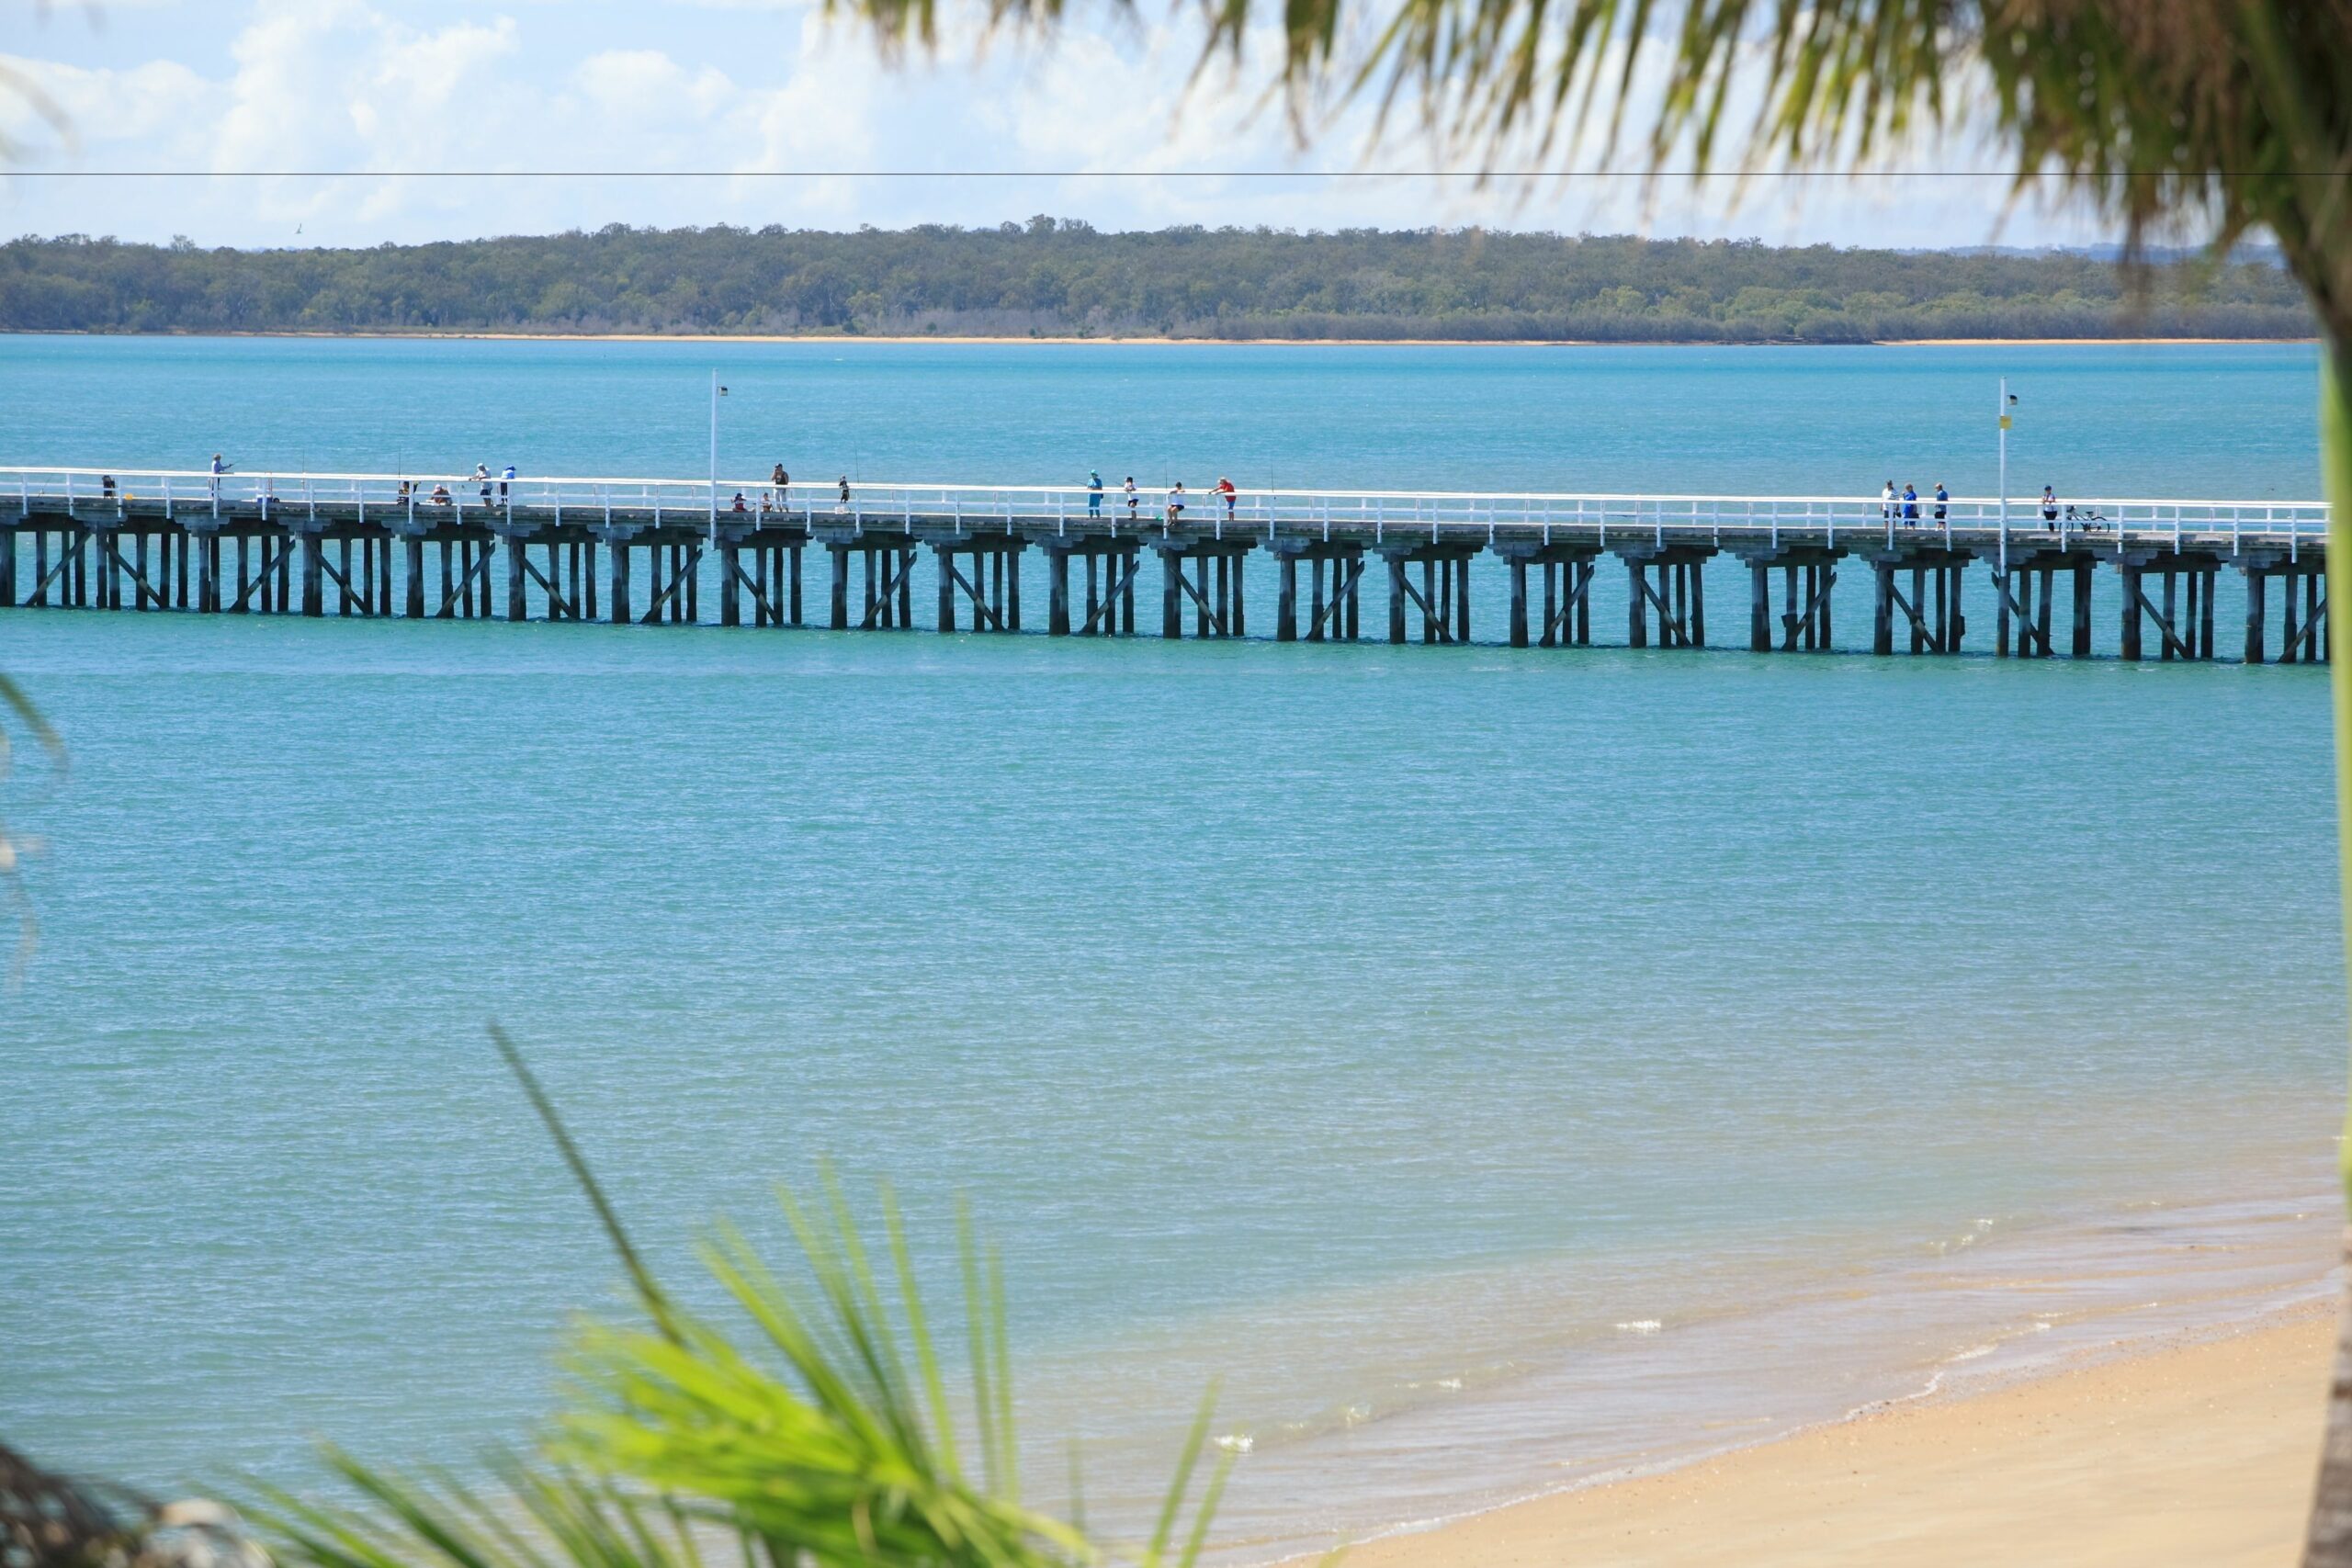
left=1997, top=378, right=2018, bottom=569
left=708, top=370, right=729, bottom=537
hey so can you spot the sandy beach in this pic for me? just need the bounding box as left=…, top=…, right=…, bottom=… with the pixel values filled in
left=1331, top=1309, right=2334, bottom=1568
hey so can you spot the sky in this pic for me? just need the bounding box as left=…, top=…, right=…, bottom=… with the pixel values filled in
left=0, top=0, right=2132, bottom=251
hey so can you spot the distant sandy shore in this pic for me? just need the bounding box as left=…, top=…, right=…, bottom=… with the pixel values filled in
left=5, top=329, right=2317, bottom=347
left=1314, top=1307, right=2333, bottom=1568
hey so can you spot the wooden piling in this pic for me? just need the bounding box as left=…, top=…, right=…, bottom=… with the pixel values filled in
left=1872, top=561, right=1894, bottom=655
left=1161, top=548, right=1182, bottom=638
left=1628, top=558, right=1648, bottom=649
left=1278, top=556, right=1298, bottom=642
left=2073, top=561, right=2093, bottom=657
left=300, top=534, right=324, bottom=616
left=1048, top=547, right=1070, bottom=635
left=2120, top=564, right=2143, bottom=660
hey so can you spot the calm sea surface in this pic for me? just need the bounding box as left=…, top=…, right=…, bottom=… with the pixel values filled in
left=0, top=337, right=2340, bottom=1557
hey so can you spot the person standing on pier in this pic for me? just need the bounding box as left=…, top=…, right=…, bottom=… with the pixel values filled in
left=209, top=453, right=230, bottom=500
left=476, top=464, right=493, bottom=505
left=837, top=476, right=851, bottom=514
left=2041, top=486, right=2060, bottom=527
left=1934, top=482, right=1949, bottom=522
left=1124, top=477, right=1138, bottom=518
left=1216, top=476, right=1238, bottom=520
left=1882, top=479, right=1895, bottom=520
left=773, top=464, right=789, bottom=509
left=1902, top=483, right=1919, bottom=522
left=1089, top=470, right=1103, bottom=517
left=501, top=463, right=515, bottom=502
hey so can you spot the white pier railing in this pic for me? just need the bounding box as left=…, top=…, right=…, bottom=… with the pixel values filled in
left=5, top=466, right=2332, bottom=556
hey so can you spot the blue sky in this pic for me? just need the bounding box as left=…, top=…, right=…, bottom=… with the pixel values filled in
left=3, top=0, right=2127, bottom=250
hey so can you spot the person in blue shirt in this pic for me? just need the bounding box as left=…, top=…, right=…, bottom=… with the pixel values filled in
left=1902, top=483, right=1919, bottom=522
left=1933, top=482, right=1949, bottom=522
left=1088, top=470, right=1102, bottom=517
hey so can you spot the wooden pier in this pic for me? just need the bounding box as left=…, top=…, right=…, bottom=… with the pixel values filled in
left=3, top=468, right=2331, bottom=663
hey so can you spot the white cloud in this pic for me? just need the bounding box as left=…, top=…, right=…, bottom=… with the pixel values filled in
left=0, top=0, right=2126, bottom=249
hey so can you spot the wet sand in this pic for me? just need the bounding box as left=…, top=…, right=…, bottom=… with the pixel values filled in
left=1328, top=1310, right=2333, bottom=1568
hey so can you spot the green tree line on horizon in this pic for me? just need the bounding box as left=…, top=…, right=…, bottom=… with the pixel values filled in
left=0, top=221, right=2314, bottom=343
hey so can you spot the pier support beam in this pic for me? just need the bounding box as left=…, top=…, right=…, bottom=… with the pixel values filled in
left=2246, top=568, right=2267, bottom=664
left=1509, top=558, right=1529, bottom=648
left=506, top=535, right=527, bottom=621
left=1161, top=548, right=1182, bottom=639
left=300, top=533, right=323, bottom=616
left=1047, top=546, right=1070, bottom=636
left=2119, top=564, right=2143, bottom=661
left=404, top=537, right=424, bottom=618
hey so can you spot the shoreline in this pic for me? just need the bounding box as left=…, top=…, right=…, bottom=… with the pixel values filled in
left=1295, top=1303, right=2335, bottom=1567
left=2, top=329, right=2317, bottom=348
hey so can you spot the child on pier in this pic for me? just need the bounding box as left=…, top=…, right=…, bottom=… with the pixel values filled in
left=1124, top=477, right=1138, bottom=517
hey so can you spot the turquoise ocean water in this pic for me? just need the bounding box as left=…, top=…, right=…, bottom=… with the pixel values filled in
left=0, top=337, right=2340, bottom=1556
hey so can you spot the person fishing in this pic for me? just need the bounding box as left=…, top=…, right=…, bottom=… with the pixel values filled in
left=1089, top=470, right=1103, bottom=517
left=837, top=476, right=852, bottom=514
left=1881, top=479, right=1896, bottom=521
left=1902, top=483, right=1919, bottom=523
left=1216, top=476, right=1238, bottom=521
left=1165, top=481, right=1186, bottom=524
left=772, top=464, right=788, bottom=508
left=2041, top=485, right=2060, bottom=528
left=1933, top=482, right=1950, bottom=523
left=1124, top=476, right=1139, bottom=518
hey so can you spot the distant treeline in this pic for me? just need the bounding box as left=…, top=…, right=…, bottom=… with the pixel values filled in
left=0, top=220, right=2315, bottom=342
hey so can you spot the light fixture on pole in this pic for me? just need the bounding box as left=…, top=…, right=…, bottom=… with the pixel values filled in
left=709, top=371, right=729, bottom=536
left=1997, top=380, right=2018, bottom=564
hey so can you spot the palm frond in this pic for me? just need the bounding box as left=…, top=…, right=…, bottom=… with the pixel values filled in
left=250, top=1030, right=1230, bottom=1568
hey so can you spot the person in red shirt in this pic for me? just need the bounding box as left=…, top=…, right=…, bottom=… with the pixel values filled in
left=1216, top=476, right=1238, bottom=520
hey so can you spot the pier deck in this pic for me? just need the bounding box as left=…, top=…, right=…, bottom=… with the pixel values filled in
left=4, top=468, right=2331, bottom=663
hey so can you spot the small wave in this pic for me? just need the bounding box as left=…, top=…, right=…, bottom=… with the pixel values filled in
left=1435, top=1377, right=1463, bottom=1391
left=1214, top=1433, right=1254, bottom=1455
left=1945, top=1344, right=1996, bottom=1364
left=1615, top=1319, right=1663, bottom=1335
